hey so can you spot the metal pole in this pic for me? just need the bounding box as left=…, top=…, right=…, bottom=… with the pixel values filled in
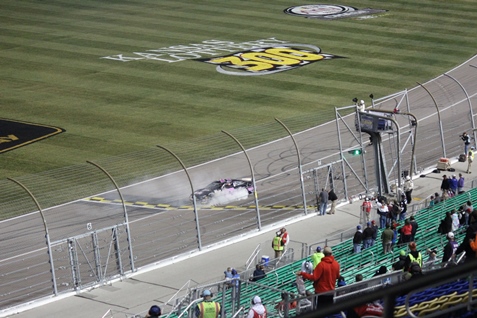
left=221, top=130, right=262, bottom=231
left=444, top=73, right=476, bottom=146
left=335, top=107, right=349, bottom=201
left=275, top=118, right=308, bottom=215
left=86, top=161, right=136, bottom=272
left=417, top=81, right=446, bottom=158
left=157, top=145, right=203, bottom=250
left=7, top=178, right=58, bottom=296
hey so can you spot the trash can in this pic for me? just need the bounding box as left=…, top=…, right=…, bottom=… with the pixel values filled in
left=261, top=255, right=270, bottom=266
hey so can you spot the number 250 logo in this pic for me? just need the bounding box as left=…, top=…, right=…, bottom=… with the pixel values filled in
left=198, top=44, right=341, bottom=76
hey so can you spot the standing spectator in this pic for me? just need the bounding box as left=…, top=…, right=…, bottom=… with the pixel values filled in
left=247, top=296, right=267, bottom=318
left=297, top=246, right=340, bottom=308
left=404, top=242, right=423, bottom=270
left=376, top=199, right=388, bottom=229
left=362, top=222, right=374, bottom=249
left=410, top=216, right=419, bottom=242
left=467, top=147, right=475, bottom=174
left=381, top=224, right=394, bottom=254
left=424, top=249, right=438, bottom=268
left=388, top=200, right=400, bottom=225
left=311, top=246, right=325, bottom=269
left=428, top=195, right=435, bottom=208
left=224, top=267, right=234, bottom=288
left=400, top=219, right=412, bottom=244
left=353, top=225, right=363, bottom=253
left=318, top=188, right=329, bottom=216
left=391, top=222, right=399, bottom=249
left=441, top=175, right=450, bottom=200
left=146, top=305, right=161, bottom=318
left=250, top=264, right=266, bottom=282
left=403, top=176, right=414, bottom=204
left=370, top=220, right=379, bottom=246
left=462, top=132, right=471, bottom=155
left=272, top=231, right=284, bottom=258
left=449, top=174, right=458, bottom=195
left=463, top=201, right=473, bottom=226
left=455, top=211, right=477, bottom=263
left=451, top=210, right=460, bottom=232
left=442, top=232, right=459, bottom=265
left=362, top=197, right=372, bottom=222
left=328, top=188, right=338, bottom=214
left=439, top=212, right=453, bottom=235
left=280, top=228, right=289, bottom=250
left=434, top=192, right=442, bottom=205
left=196, top=290, right=221, bottom=318
left=455, top=174, right=463, bottom=194
left=399, top=194, right=407, bottom=221
left=392, top=250, right=407, bottom=271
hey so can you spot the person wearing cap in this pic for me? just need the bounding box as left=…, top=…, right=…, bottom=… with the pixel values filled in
left=353, top=225, right=363, bottom=253
left=311, top=246, right=325, bottom=269
left=280, top=228, right=289, bottom=250
left=250, top=264, right=266, bottom=282
left=467, top=146, right=475, bottom=174
left=296, top=246, right=340, bottom=308
left=247, top=295, right=267, bottom=318
left=196, top=289, right=221, bottom=318
left=462, top=132, right=471, bottom=155
left=362, top=222, right=374, bottom=249
left=361, top=197, right=372, bottom=222
left=404, top=242, right=422, bottom=271
left=146, top=305, right=161, bottom=318
left=403, top=175, right=414, bottom=204
left=272, top=230, right=284, bottom=258
left=442, top=232, right=459, bottom=265
left=449, top=175, right=458, bottom=195
left=392, top=250, right=407, bottom=270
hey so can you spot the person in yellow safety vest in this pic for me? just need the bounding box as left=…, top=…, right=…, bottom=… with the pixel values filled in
left=272, top=231, right=284, bottom=258
left=403, top=242, right=422, bottom=271
left=311, top=246, right=325, bottom=269
left=195, top=289, right=221, bottom=318
left=467, top=147, right=475, bottom=174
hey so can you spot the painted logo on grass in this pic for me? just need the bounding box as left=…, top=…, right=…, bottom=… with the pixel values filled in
left=284, top=4, right=386, bottom=19
left=0, top=119, right=64, bottom=153
left=197, top=44, right=341, bottom=76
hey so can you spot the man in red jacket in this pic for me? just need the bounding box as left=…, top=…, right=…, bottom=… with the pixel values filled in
left=296, top=246, right=340, bottom=308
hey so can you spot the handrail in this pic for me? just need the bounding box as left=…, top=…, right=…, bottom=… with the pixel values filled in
left=245, top=244, right=261, bottom=270
left=164, top=279, right=199, bottom=318
left=177, top=298, right=202, bottom=318
left=231, top=306, right=245, bottom=318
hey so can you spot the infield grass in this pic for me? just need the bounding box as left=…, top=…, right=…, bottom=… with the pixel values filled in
left=1, top=0, right=476, bottom=179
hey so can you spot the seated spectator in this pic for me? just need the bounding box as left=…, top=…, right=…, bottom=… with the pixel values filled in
left=392, top=250, right=407, bottom=271
left=337, top=275, right=346, bottom=287
left=275, top=292, right=297, bottom=316
left=224, top=267, right=234, bottom=287
left=434, top=192, right=441, bottom=204
left=146, top=305, right=161, bottom=318
left=355, top=274, right=363, bottom=282
left=250, top=264, right=266, bottom=282
left=347, top=301, right=384, bottom=318
left=373, top=265, right=387, bottom=277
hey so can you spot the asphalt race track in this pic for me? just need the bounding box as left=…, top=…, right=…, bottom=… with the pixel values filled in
left=1, top=55, right=477, bottom=309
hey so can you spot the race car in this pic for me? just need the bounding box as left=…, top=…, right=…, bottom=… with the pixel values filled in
left=190, top=178, right=254, bottom=204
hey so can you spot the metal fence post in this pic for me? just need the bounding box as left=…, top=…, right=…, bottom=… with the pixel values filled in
left=7, top=178, right=59, bottom=296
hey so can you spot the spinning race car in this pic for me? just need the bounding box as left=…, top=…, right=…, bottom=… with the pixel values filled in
left=190, top=178, right=254, bottom=204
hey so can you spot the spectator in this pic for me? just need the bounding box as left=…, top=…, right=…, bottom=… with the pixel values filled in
left=250, top=264, right=266, bottom=282
left=428, top=195, right=435, bottom=208
left=362, top=197, right=372, bottom=222
left=272, top=230, right=284, bottom=258
left=297, top=246, right=340, bottom=308
left=388, top=200, right=400, bottom=225
left=407, top=262, right=423, bottom=279
left=275, top=292, right=297, bottom=315
left=424, top=249, right=438, bottom=268
left=438, top=212, right=452, bottom=235
left=280, top=228, right=289, bottom=250
left=404, top=242, right=422, bottom=270
left=318, top=188, right=329, bottom=216
left=442, top=232, right=459, bottom=265
left=146, top=305, right=161, bottom=318
left=400, top=219, right=412, bottom=244
left=467, top=147, right=474, bottom=174
left=451, top=210, right=460, bottom=232
left=311, top=246, right=325, bottom=269
left=399, top=194, right=407, bottom=221
left=441, top=175, right=450, bottom=200
left=353, top=225, right=363, bottom=253
left=392, top=250, right=407, bottom=271
left=434, top=192, right=442, bottom=205
left=362, top=222, right=374, bottom=249
left=403, top=176, right=414, bottom=205
left=195, top=290, right=221, bottom=318
left=370, top=220, right=379, bottom=246
left=410, top=216, right=419, bottom=241
left=391, top=222, right=398, bottom=249
left=231, top=269, right=240, bottom=289
left=224, top=267, right=234, bottom=288
left=458, top=173, right=465, bottom=194
left=247, top=296, right=267, bottom=318
left=449, top=174, right=458, bottom=195
left=355, top=274, right=363, bottom=282
left=463, top=201, right=473, bottom=226
left=381, top=224, right=394, bottom=254
left=373, top=265, right=387, bottom=277
left=462, top=132, right=471, bottom=155
left=337, top=275, right=347, bottom=287
left=376, top=199, right=388, bottom=229
left=455, top=211, right=477, bottom=263
left=328, top=188, right=338, bottom=214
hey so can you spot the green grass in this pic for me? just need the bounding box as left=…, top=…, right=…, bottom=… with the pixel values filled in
left=1, top=0, right=477, bottom=179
